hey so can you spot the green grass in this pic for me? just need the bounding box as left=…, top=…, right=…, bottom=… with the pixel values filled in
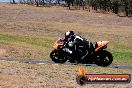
left=0, top=33, right=56, bottom=60
left=0, top=33, right=54, bottom=48
left=111, top=51, right=132, bottom=65
left=108, top=41, right=132, bottom=65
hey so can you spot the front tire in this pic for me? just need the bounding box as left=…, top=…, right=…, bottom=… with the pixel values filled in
left=96, top=50, right=113, bottom=67
left=50, top=49, right=67, bottom=63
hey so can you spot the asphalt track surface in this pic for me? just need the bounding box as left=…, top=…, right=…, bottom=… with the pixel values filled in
left=0, top=58, right=132, bottom=70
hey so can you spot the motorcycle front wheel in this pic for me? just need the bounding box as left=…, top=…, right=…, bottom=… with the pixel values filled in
left=50, top=49, right=67, bottom=63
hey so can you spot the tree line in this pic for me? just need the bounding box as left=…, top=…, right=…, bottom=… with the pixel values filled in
left=10, top=0, right=132, bottom=17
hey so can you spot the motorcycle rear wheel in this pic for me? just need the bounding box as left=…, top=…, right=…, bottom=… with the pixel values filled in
left=50, top=49, right=67, bottom=63
left=96, top=50, right=113, bottom=67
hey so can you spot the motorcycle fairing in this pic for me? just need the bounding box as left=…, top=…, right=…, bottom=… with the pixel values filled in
left=95, top=41, right=109, bottom=51
left=53, top=39, right=64, bottom=50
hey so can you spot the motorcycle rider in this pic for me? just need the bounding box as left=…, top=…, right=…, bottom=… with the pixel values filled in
left=63, top=30, right=94, bottom=57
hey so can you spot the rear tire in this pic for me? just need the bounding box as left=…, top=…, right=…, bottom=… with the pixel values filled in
left=96, top=50, right=113, bottom=67
left=50, top=49, right=67, bottom=63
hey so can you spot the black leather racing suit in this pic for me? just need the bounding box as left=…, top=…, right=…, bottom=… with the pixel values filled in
left=63, top=35, right=94, bottom=61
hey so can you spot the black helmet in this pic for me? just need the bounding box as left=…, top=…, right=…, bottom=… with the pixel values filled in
left=65, top=30, right=74, bottom=39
